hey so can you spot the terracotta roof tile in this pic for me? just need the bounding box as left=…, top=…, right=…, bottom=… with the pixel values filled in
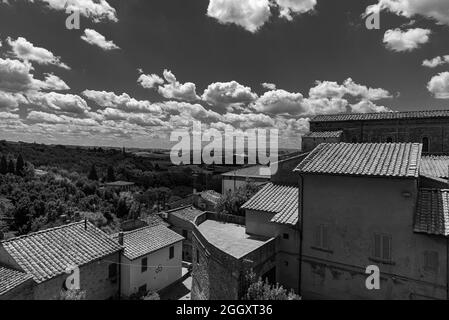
left=311, top=110, right=449, bottom=122
left=166, top=206, right=205, bottom=223
left=295, top=143, right=422, bottom=178
left=414, top=189, right=449, bottom=236
left=0, top=221, right=122, bottom=283
left=242, top=183, right=298, bottom=225
left=303, top=131, right=343, bottom=138
left=200, top=190, right=221, bottom=205
left=113, top=225, right=184, bottom=260
left=0, top=265, right=33, bottom=295
left=421, top=156, right=449, bottom=179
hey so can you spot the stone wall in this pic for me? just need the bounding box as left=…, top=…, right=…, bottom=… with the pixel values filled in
left=310, top=118, right=449, bottom=154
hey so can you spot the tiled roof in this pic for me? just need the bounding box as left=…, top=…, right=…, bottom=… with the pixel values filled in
left=311, top=110, right=449, bottom=122
left=113, top=225, right=184, bottom=260
left=0, top=265, right=33, bottom=296
left=242, top=183, right=298, bottom=225
left=200, top=190, right=221, bottom=205
left=303, top=131, right=343, bottom=138
left=221, top=165, right=271, bottom=178
left=421, top=156, right=449, bottom=179
left=167, top=195, right=193, bottom=209
left=143, top=214, right=169, bottom=227
left=295, top=143, right=422, bottom=178
left=167, top=206, right=205, bottom=223
left=0, top=221, right=122, bottom=283
left=414, top=189, right=449, bottom=236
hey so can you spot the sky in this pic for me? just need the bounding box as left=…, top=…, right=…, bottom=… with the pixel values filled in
left=0, top=0, right=449, bottom=149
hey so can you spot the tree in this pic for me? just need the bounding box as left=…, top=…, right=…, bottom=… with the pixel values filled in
left=106, top=165, right=115, bottom=182
left=16, top=154, right=24, bottom=176
left=0, top=155, right=7, bottom=174
left=244, top=270, right=301, bottom=300
left=7, top=159, right=15, bottom=174
left=215, top=183, right=260, bottom=216
left=88, top=164, right=98, bottom=181
left=59, top=289, right=86, bottom=300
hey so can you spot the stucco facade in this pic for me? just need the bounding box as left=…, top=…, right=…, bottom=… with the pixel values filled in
left=120, top=242, right=182, bottom=297
left=299, top=174, right=448, bottom=300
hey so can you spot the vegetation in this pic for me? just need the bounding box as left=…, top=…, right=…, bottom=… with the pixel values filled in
left=215, top=183, right=260, bottom=216
left=59, top=289, right=86, bottom=300
left=244, top=271, right=301, bottom=300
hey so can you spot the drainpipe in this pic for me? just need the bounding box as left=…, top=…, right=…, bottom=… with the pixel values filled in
left=298, top=174, right=304, bottom=297
left=446, top=237, right=448, bottom=300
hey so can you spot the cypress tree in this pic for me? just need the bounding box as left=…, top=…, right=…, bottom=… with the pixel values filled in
left=7, top=159, right=15, bottom=174
left=88, top=164, right=98, bottom=181
left=0, top=155, right=7, bottom=175
left=106, top=166, right=115, bottom=182
left=16, top=154, right=24, bottom=176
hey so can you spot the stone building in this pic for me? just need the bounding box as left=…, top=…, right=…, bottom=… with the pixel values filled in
left=294, top=142, right=449, bottom=299
left=304, top=110, right=449, bottom=154
left=0, top=221, right=122, bottom=300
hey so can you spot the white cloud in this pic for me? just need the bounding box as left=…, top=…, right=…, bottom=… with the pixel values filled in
left=350, top=100, right=391, bottom=113
left=261, top=82, right=277, bottom=90
left=161, top=101, right=222, bottom=122
left=275, top=0, right=316, bottom=20
left=27, top=92, right=91, bottom=115
left=202, top=81, right=258, bottom=110
left=81, top=29, right=120, bottom=50
left=383, top=28, right=431, bottom=52
left=0, top=91, right=27, bottom=110
left=27, top=111, right=98, bottom=126
left=366, top=0, right=449, bottom=26
left=138, top=73, right=164, bottom=89
left=0, top=111, right=19, bottom=120
left=309, top=78, right=392, bottom=101
left=427, top=72, right=449, bottom=99
left=82, top=90, right=162, bottom=114
left=207, top=0, right=271, bottom=33
left=6, top=37, right=70, bottom=69
left=30, top=0, right=118, bottom=23
left=98, top=108, right=166, bottom=127
left=423, top=55, right=449, bottom=68
left=0, top=58, right=69, bottom=92
left=158, top=69, right=200, bottom=102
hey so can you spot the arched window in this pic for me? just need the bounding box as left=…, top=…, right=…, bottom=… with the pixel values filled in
left=422, top=137, right=430, bottom=153
left=386, top=137, right=393, bottom=143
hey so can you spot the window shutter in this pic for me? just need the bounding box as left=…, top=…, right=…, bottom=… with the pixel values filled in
left=374, top=234, right=382, bottom=259
left=314, top=225, right=321, bottom=247
left=382, top=235, right=391, bottom=261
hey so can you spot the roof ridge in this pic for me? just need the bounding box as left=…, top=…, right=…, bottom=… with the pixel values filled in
left=0, top=221, right=86, bottom=243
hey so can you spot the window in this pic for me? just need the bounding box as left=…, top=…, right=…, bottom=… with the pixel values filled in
left=169, top=246, right=174, bottom=259
left=351, top=137, right=357, bottom=143
left=108, top=263, right=117, bottom=283
left=138, top=284, right=147, bottom=295
left=141, top=257, right=148, bottom=272
left=422, top=137, right=430, bottom=153
left=386, top=137, right=393, bottom=143
left=373, top=233, right=392, bottom=262
left=283, top=233, right=289, bottom=240
left=284, top=261, right=289, bottom=267
left=314, top=224, right=329, bottom=250
left=424, top=251, right=439, bottom=272
left=196, top=249, right=200, bottom=264
left=182, top=229, right=188, bottom=238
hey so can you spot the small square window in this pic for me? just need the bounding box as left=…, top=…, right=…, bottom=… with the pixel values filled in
left=182, top=229, right=188, bottom=238
left=196, top=249, right=200, bottom=264
left=169, top=246, right=174, bottom=259
left=283, top=233, right=289, bottom=240
left=141, top=257, right=148, bottom=272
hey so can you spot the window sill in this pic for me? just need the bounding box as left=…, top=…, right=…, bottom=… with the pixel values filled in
left=310, top=246, right=333, bottom=254
left=369, top=257, right=395, bottom=265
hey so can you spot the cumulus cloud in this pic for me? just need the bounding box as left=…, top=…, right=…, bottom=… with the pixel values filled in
left=27, top=111, right=98, bottom=126
left=207, top=0, right=316, bottom=32
left=138, top=73, right=164, bottom=89
left=275, top=0, right=317, bottom=20
left=423, top=55, right=449, bottom=68
left=97, top=108, right=166, bottom=127
left=261, top=82, right=277, bottom=90
left=82, top=90, right=162, bottom=114
left=350, top=100, right=391, bottom=113
left=27, top=92, right=91, bottom=115
left=29, top=0, right=118, bottom=23
left=6, top=37, right=70, bottom=69
left=383, top=28, right=431, bottom=52
left=0, top=91, right=27, bottom=110
left=158, top=70, right=200, bottom=102
left=0, top=58, right=69, bottom=92
left=427, top=72, right=449, bottom=99
left=202, top=81, right=258, bottom=111
left=309, top=78, right=392, bottom=101
left=162, top=101, right=222, bottom=122
left=81, top=29, right=120, bottom=50
left=366, top=0, right=449, bottom=26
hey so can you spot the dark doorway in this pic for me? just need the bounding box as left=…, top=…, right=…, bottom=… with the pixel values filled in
left=422, top=137, right=429, bottom=153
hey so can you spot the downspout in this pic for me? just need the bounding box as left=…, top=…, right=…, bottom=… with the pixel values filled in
left=446, top=237, right=448, bottom=300
left=118, top=251, right=122, bottom=300
left=298, top=174, right=304, bottom=296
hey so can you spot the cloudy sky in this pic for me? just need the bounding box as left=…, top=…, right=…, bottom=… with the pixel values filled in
left=1, top=0, right=449, bottom=149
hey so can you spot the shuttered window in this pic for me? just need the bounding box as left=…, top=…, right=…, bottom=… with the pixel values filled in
left=373, top=233, right=391, bottom=261
left=314, top=225, right=329, bottom=249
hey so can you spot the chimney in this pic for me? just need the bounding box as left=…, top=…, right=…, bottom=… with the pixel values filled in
left=84, top=218, right=87, bottom=230
left=118, top=232, right=124, bottom=245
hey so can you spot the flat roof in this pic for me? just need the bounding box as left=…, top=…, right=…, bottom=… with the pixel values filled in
left=196, top=220, right=273, bottom=259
